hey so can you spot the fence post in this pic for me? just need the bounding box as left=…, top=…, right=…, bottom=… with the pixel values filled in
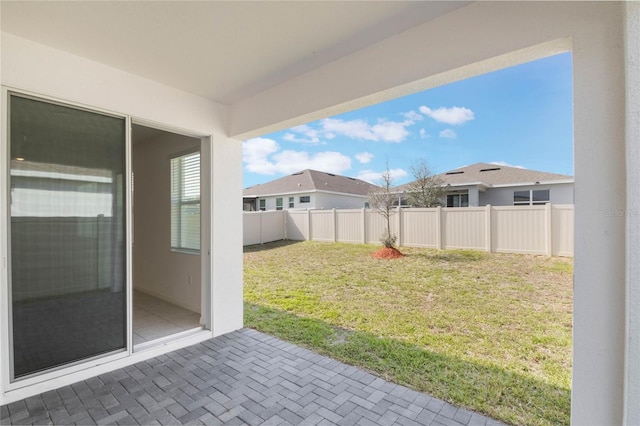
left=545, top=203, right=552, bottom=256
left=306, top=209, right=311, bottom=241
left=361, top=208, right=366, bottom=244
left=259, top=210, right=264, bottom=244
left=283, top=210, right=287, bottom=240
left=436, top=206, right=442, bottom=250
left=332, top=208, right=337, bottom=242
left=485, top=204, right=492, bottom=252
left=397, top=207, right=403, bottom=247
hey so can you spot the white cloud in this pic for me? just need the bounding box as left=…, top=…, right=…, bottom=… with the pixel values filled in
left=419, top=128, right=429, bottom=139
left=489, top=161, right=526, bottom=169
left=242, top=137, right=280, bottom=174
left=284, top=124, right=323, bottom=144
left=321, top=118, right=377, bottom=141
left=419, top=106, right=475, bottom=125
left=243, top=137, right=351, bottom=175
left=371, top=120, right=411, bottom=143
left=404, top=110, right=423, bottom=121
left=282, top=132, right=322, bottom=144
left=272, top=150, right=352, bottom=175
left=356, top=168, right=408, bottom=184
left=321, top=118, right=412, bottom=143
left=439, top=129, right=457, bottom=139
left=291, top=124, right=316, bottom=135
left=355, top=152, right=374, bottom=164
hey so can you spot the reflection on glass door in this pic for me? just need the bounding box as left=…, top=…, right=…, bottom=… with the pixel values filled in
left=9, top=94, right=127, bottom=379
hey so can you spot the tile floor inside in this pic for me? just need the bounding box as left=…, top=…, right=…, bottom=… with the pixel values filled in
left=133, top=290, right=201, bottom=345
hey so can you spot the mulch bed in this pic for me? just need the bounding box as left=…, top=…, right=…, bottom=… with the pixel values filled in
left=371, top=247, right=405, bottom=259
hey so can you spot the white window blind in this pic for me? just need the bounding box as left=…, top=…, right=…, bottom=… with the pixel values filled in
left=171, top=151, right=200, bottom=252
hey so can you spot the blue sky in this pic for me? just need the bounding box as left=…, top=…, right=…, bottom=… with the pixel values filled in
left=242, top=52, right=573, bottom=188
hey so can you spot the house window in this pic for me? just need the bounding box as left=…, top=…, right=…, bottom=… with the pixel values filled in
left=514, top=189, right=550, bottom=206
left=276, top=198, right=283, bottom=210
left=447, top=193, right=469, bottom=207
left=259, top=199, right=266, bottom=211
left=289, top=196, right=294, bottom=208
left=171, top=151, right=200, bottom=252
left=300, top=195, right=310, bottom=203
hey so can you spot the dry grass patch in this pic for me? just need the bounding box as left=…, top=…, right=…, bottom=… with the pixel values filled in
left=244, top=240, right=573, bottom=425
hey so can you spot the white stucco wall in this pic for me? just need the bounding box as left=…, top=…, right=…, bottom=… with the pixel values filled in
left=210, top=136, right=243, bottom=337
left=625, top=1, right=640, bottom=423
left=480, top=183, right=574, bottom=206
left=228, top=3, right=632, bottom=423
left=133, top=134, right=202, bottom=314
left=0, top=32, right=243, bottom=403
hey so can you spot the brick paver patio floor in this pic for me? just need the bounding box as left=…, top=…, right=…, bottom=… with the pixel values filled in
left=1, top=328, right=505, bottom=425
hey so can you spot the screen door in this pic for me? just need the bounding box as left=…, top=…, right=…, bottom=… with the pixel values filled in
left=8, top=94, right=127, bottom=379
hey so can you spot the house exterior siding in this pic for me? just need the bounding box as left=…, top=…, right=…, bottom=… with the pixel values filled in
left=258, top=193, right=314, bottom=210
left=254, top=192, right=369, bottom=211
left=312, top=192, right=369, bottom=210
left=478, top=183, right=574, bottom=206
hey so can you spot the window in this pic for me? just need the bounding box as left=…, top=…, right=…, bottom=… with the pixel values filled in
left=447, top=193, right=469, bottom=207
left=259, top=199, right=266, bottom=211
left=171, top=151, right=200, bottom=252
left=300, top=195, right=310, bottom=203
left=276, top=198, right=283, bottom=210
left=289, top=196, right=294, bottom=208
left=514, top=189, right=550, bottom=206
left=532, top=189, right=550, bottom=204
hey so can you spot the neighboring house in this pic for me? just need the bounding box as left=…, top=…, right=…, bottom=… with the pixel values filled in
left=395, top=163, right=574, bottom=207
left=0, top=2, right=637, bottom=423
left=243, top=169, right=378, bottom=211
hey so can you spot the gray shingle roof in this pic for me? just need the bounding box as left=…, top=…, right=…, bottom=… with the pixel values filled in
left=243, top=169, right=379, bottom=197
left=395, top=163, right=573, bottom=191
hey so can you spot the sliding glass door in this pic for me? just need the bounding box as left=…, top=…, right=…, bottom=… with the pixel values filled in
left=8, top=94, right=127, bottom=379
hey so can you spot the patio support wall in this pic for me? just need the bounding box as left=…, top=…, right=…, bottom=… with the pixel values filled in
left=571, top=6, right=626, bottom=424
left=230, top=3, right=631, bottom=423
left=625, top=1, right=640, bottom=423
left=0, top=6, right=4, bottom=402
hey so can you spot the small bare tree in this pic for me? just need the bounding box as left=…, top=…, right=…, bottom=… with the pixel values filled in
left=406, top=159, right=445, bottom=208
left=368, top=164, right=398, bottom=248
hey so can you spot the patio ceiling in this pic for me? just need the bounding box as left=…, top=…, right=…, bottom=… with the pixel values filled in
left=1, top=1, right=468, bottom=106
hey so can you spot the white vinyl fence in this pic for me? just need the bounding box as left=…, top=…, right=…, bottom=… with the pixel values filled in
left=243, top=204, right=574, bottom=257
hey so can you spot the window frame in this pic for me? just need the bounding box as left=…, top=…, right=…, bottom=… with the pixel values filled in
left=446, top=192, right=469, bottom=207
left=513, top=189, right=550, bottom=206
left=259, top=199, right=266, bottom=211
left=170, top=149, right=201, bottom=254
left=299, top=195, right=310, bottom=203
left=276, top=197, right=283, bottom=211
left=288, top=196, right=294, bottom=209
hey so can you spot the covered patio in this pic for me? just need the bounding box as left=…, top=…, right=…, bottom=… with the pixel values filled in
left=1, top=2, right=639, bottom=424
left=1, top=329, right=503, bottom=426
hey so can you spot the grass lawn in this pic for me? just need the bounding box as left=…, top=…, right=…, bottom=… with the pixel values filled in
left=244, top=240, right=573, bottom=426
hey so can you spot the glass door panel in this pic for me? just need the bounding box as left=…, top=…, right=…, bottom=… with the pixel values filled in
left=9, top=94, right=127, bottom=379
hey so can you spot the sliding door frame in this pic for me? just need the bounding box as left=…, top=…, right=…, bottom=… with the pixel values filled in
left=0, top=86, right=215, bottom=408
left=0, top=87, right=131, bottom=389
